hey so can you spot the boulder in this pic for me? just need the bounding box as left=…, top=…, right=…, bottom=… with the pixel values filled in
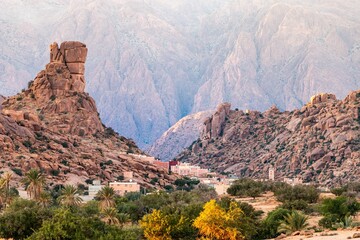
left=309, top=147, right=325, bottom=161
left=353, top=233, right=360, bottom=238
left=310, top=93, right=336, bottom=105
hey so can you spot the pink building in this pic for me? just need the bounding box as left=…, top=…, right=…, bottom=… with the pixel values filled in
left=171, top=162, right=209, bottom=177
left=123, top=171, right=134, bottom=181
left=109, top=181, right=140, bottom=196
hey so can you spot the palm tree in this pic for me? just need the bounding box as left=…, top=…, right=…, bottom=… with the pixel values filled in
left=117, top=212, right=131, bottom=227
left=101, top=207, right=120, bottom=225
left=38, top=191, right=52, bottom=207
left=0, top=172, right=12, bottom=207
left=58, top=185, right=83, bottom=207
left=21, top=169, right=45, bottom=200
left=278, top=211, right=309, bottom=235
left=96, top=186, right=116, bottom=211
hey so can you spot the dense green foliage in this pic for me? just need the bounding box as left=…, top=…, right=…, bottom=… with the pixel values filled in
left=319, top=196, right=360, bottom=229
left=331, top=182, right=360, bottom=197
left=277, top=211, right=309, bottom=234
left=174, top=177, right=200, bottom=191
left=256, top=208, right=292, bottom=239
left=0, top=171, right=359, bottom=240
left=274, top=184, right=319, bottom=203
left=28, top=208, right=141, bottom=240
left=0, top=198, right=52, bottom=239
left=227, top=178, right=267, bottom=198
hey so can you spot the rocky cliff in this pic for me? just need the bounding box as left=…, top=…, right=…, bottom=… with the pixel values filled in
left=1, top=0, right=360, bottom=148
left=147, top=110, right=214, bottom=161
left=175, top=91, right=360, bottom=186
left=0, top=41, right=176, bottom=188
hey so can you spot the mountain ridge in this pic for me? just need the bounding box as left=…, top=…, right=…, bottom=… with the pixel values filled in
left=1, top=0, right=360, bottom=147
left=174, top=90, right=360, bottom=186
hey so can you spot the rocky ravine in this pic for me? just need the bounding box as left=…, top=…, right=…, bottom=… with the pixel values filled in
left=147, top=110, right=214, bottom=161
left=175, top=91, right=360, bottom=186
left=0, top=41, right=177, bottom=188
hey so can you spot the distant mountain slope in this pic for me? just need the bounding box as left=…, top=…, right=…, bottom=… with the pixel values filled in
left=0, top=41, right=176, bottom=188
left=0, top=0, right=360, bottom=148
left=175, top=91, right=360, bottom=186
left=147, top=110, right=213, bottom=161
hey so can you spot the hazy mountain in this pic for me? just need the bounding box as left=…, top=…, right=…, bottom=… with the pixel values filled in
left=1, top=0, right=360, bottom=148
left=147, top=110, right=213, bottom=161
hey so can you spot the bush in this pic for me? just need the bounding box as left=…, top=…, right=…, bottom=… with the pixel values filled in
left=256, top=208, right=292, bottom=239
left=279, top=199, right=312, bottom=213
left=174, top=177, right=200, bottom=191
left=319, top=196, right=360, bottom=229
left=11, top=168, right=23, bottom=176
left=274, top=184, right=319, bottom=203
left=227, top=178, right=266, bottom=198
left=61, top=142, right=69, bottom=148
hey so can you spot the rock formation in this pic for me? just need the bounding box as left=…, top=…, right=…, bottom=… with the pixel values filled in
left=1, top=0, right=360, bottom=148
left=201, top=103, right=231, bottom=140
left=175, top=90, right=360, bottom=187
left=0, top=42, right=177, bottom=188
left=0, top=95, right=4, bottom=110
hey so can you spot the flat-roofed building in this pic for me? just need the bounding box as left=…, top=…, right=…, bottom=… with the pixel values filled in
left=88, top=180, right=104, bottom=197
left=109, top=181, right=140, bottom=196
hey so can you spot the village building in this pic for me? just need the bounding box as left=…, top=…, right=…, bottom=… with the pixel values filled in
left=109, top=180, right=140, bottom=196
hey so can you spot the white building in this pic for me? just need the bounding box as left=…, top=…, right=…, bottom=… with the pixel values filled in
left=88, top=180, right=104, bottom=197
left=269, top=166, right=275, bottom=181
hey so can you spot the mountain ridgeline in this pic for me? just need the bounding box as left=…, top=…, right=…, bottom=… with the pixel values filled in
left=175, top=91, right=360, bottom=186
left=0, top=41, right=176, bottom=188
left=1, top=0, right=360, bottom=147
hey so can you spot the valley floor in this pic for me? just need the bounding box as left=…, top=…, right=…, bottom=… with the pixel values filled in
left=233, top=192, right=360, bottom=240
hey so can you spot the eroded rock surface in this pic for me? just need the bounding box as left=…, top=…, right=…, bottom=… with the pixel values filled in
left=176, top=90, right=360, bottom=186
left=0, top=42, right=177, bottom=188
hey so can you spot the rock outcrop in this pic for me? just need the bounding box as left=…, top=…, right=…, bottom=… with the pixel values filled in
left=201, top=103, right=231, bottom=140
left=175, top=90, right=360, bottom=187
left=0, top=95, right=4, bottom=110
left=0, top=42, right=177, bottom=188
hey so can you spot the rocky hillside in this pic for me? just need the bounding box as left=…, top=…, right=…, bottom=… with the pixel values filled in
left=0, top=41, right=176, bottom=188
left=147, top=110, right=213, bottom=161
left=1, top=0, right=360, bottom=147
left=175, top=91, right=360, bottom=186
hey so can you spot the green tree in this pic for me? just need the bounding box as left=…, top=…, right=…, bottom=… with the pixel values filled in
left=0, top=198, right=51, bottom=239
left=21, top=169, right=46, bottom=201
left=277, top=211, right=309, bottom=235
left=319, top=196, right=360, bottom=228
left=227, top=178, right=265, bottom=199
left=256, top=208, right=291, bottom=239
left=274, top=185, right=319, bottom=204
left=58, top=185, right=83, bottom=208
